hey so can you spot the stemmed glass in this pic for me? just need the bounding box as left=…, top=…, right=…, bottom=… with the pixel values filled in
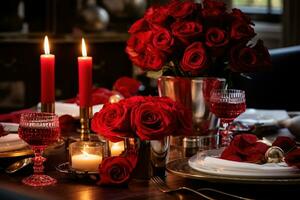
left=18, top=112, right=60, bottom=186
left=210, top=89, right=246, bottom=146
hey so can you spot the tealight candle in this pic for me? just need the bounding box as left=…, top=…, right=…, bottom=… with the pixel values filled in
left=109, top=141, right=125, bottom=156
left=71, top=152, right=102, bottom=172
left=69, top=141, right=105, bottom=172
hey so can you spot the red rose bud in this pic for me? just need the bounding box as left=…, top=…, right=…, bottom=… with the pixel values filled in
left=285, top=148, right=300, bottom=169
left=180, top=42, right=209, bottom=75
left=272, top=136, right=296, bottom=153
left=113, top=77, right=141, bottom=98
left=98, top=156, right=135, bottom=186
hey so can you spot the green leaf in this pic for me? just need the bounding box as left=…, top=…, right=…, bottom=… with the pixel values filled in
left=146, top=70, right=163, bottom=79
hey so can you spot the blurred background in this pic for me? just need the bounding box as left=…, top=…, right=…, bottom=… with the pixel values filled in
left=0, top=0, right=299, bottom=113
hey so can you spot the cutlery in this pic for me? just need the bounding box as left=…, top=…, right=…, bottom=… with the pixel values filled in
left=197, top=188, right=254, bottom=200
left=151, top=176, right=215, bottom=200
left=5, top=157, right=32, bottom=174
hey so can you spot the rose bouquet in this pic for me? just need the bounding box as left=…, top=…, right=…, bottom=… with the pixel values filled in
left=126, top=0, right=272, bottom=78
left=92, top=96, right=192, bottom=141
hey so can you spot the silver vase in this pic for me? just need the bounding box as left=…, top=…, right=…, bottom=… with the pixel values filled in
left=157, top=76, right=226, bottom=156
left=125, top=137, right=170, bottom=180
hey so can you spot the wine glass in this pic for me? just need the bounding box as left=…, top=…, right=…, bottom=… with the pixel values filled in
left=18, top=112, right=60, bottom=186
left=210, top=89, right=246, bottom=146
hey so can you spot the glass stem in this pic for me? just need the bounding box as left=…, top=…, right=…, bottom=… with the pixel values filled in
left=219, top=120, right=232, bottom=146
left=33, top=147, right=46, bottom=175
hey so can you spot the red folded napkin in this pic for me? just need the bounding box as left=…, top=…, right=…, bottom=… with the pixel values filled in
left=0, top=109, right=32, bottom=123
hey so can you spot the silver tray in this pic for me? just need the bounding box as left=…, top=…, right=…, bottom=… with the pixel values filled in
left=167, top=158, right=300, bottom=185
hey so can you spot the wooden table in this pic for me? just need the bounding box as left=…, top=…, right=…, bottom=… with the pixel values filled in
left=1, top=139, right=300, bottom=200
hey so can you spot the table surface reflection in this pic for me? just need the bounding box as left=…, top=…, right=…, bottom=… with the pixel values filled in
left=1, top=133, right=300, bottom=200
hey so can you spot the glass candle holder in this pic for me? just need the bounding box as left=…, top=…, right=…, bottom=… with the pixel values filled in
left=69, top=141, right=105, bottom=172
left=108, top=140, right=125, bottom=156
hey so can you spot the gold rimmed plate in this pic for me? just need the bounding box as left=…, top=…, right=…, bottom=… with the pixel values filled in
left=0, top=146, right=33, bottom=158
left=167, top=158, right=300, bottom=185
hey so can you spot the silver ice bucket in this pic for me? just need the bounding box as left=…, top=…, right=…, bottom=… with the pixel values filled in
left=157, top=76, right=226, bottom=152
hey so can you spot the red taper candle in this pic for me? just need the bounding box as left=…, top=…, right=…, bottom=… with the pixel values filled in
left=40, top=36, right=55, bottom=104
left=78, top=38, right=92, bottom=107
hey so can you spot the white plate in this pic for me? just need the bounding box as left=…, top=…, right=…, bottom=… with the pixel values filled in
left=236, top=109, right=290, bottom=126
left=0, top=122, right=19, bottom=132
left=0, top=134, right=28, bottom=152
left=37, top=102, right=103, bottom=117
left=188, top=149, right=300, bottom=178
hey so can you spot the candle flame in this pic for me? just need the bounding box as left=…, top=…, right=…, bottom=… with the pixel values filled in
left=82, top=144, right=89, bottom=157
left=44, top=35, right=50, bottom=54
left=81, top=38, right=87, bottom=57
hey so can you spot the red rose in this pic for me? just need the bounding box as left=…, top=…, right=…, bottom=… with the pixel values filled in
left=220, top=134, right=269, bottom=164
left=205, top=27, right=229, bottom=56
left=126, top=31, right=153, bottom=55
left=156, top=96, right=192, bottom=136
left=202, top=0, right=226, bottom=19
left=230, top=21, right=255, bottom=41
left=203, top=0, right=226, bottom=9
left=171, top=21, right=203, bottom=46
left=285, top=149, right=300, bottom=169
left=229, top=40, right=272, bottom=73
left=98, top=156, right=136, bottom=185
left=272, top=136, right=296, bottom=153
left=59, top=115, right=78, bottom=132
left=113, top=77, right=141, bottom=98
left=168, top=0, right=198, bottom=19
left=126, top=31, right=167, bottom=71
left=128, top=19, right=149, bottom=34
left=152, top=27, right=174, bottom=53
left=230, top=8, right=253, bottom=25
left=143, top=46, right=166, bottom=71
left=180, top=42, right=209, bottom=75
left=131, top=98, right=177, bottom=140
left=144, top=6, right=168, bottom=25
left=91, top=103, right=133, bottom=142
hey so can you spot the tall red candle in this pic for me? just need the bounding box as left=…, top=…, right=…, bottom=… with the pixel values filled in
left=40, top=36, right=55, bottom=103
left=78, top=38, right=92, bottom=107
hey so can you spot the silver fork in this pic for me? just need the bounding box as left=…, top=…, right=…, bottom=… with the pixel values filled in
left=197, top=188, right=254, bottom=200
left=151, top=176, right=215, bottom=200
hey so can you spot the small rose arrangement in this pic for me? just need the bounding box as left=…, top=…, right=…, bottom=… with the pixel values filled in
left=221, top=134, right=300, bottom=169
left=92, top=96, right=192, bottom=141
left=126, top=0, right=271, bottom=78
left=92, top=96, right=192, bottom=185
